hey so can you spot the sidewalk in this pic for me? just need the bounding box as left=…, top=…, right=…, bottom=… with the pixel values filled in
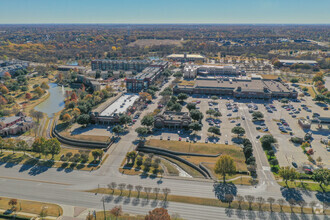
left=0, top=208, right=58, bottom=220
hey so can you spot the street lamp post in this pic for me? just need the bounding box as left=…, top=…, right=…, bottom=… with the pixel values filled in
left=102, top=196, right=106, bottom=220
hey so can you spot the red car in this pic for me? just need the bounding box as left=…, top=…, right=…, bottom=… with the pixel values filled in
left=179, top=137, right=182, bottom=141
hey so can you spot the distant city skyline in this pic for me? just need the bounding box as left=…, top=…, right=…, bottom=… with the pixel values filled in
left=0, top=0, right=329, bottom=24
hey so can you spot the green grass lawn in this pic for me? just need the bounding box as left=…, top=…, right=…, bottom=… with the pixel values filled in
left=0, top=196, right=62, bottom=217
left=145, top=139, right=247, bottom=173
left=0, top=148, right=100, bottom=171
left=120, top=156, right=163, bottom=177
left=278, top=181, right=330, bottom=192
left=88, top=188, right=329, bottom=215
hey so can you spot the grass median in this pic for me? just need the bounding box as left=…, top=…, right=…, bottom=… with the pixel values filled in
left=278, top=181, right=330, bottom=193
left=87, top=188, right=329, bottom=215
left=0, top=197, right=62, bottom=217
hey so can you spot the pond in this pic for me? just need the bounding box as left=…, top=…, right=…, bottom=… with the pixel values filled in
left=34, top=83, right=68, bottom=117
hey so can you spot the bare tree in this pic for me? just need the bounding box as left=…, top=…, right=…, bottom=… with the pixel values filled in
left=162, top=188, right=171, bottom=201
left=277, top=199, right=286, bottom=212
left=110, top=205, right=122, bottom=219
left=288, top=199, right=296, bottom=212
left=245, top=195, right=255, bottom=210
left=267, top=197, right=275, bottom=212
left=225, top=194, right=234, bottom=208
left=126, top=184, right=133, bottom=197
left=298, top=200, right=307, bottom=213
left=108, top=182, right=117, bottom=194
left=153, top=187, right=160, bottom=199
left=135, top=185, right=143, bottom=198
left=236, top=195, right=244, bottom=209
left=118, top=183, right=126, bottom=196
left=144, top=187, right=152, bottom=200
left=256, top=197, right=265, bottom=210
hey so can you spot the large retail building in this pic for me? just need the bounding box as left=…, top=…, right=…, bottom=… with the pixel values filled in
left=174, top=76, right=298, bottom=99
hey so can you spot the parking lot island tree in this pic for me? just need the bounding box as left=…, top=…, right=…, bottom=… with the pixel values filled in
left=260, top=135, right=277, bottom=150
left=141, top=115, right=154, bottom=131
left=231, top=126, right=245, bottom=138
left=208, top=126, right=221, bottom=137
left=186, top=102, right=196, bottom=111
left=112, top=125, right=124, bottom=137
left=312, top=168, right=330, bottom=190
left=190, top=109, right=204, bottom=122
left=177, top=93, right=188, bottom=103
left=135, top=127, right=149, bottom=140
left=119, top=114, right=132, bottom=128
left=279, top=166, right=299, bottom=186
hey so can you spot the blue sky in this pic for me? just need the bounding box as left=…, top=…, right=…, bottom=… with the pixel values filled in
left=0, top=0, right=329, bottom=24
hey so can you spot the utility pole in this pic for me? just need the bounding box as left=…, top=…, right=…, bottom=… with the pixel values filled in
left=102, top=197, right=106, bottom=220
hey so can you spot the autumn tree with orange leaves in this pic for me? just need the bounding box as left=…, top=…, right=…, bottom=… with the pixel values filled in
left=145, top=208, right=171, bottom=220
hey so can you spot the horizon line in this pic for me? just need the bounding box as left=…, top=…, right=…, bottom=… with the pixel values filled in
left=0, top=23, right=329, bottom=25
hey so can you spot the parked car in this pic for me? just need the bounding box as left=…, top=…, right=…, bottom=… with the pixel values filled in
left=292, top=162, right=298, bottom=168
left=186, top=137, right=189, bottom=142
left=167, top=136, right=170, bottom=140
left=225, top=140, right=228, bottom=145
left=256, top=135, right=260, bottom=139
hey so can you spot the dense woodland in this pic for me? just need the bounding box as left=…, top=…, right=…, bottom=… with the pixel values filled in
left=0, top=24, right=329, bottom=64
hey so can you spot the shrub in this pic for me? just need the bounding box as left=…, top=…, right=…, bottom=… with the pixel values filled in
left=243, top=139, right=252, bottom=146
left=307, top=155, right=315, bottom=163
left=246, top=156, right=256, bottom=165
left=136, top=159, right=143, bottom=167
left=269, top=158, right=279, bottom=166
left=271, top=166, right=279, bottom=173
left=81, top=154, right=89, bottom=162
left=60, top=156, right=68, bottom=161
left=66, top=152, right=73, bottom=158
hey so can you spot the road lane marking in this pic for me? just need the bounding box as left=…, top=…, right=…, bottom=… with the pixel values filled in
left=0, top=176, right=72, bottom=186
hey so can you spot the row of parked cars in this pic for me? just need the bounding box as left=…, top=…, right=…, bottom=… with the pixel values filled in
left=206, top=118, right=221, bottom=128
left=265, top=104, right=277, bottom=113
left=277, top=118, right=293, bottom=134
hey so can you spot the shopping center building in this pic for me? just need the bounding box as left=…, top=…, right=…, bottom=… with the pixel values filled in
left=174, top=76, right=298, bottom=99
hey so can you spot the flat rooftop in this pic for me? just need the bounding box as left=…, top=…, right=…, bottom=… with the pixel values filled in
left=179, top=78, right=292, bottom=93
left=130, top=67, right=161, bottom=80
left=100, top=93, right=139, bottom=116
left=92, top=59, right=150, bottom=64
left=279, top=59, right=317, bottom=64
left=167, top=54, right=205, bottom=59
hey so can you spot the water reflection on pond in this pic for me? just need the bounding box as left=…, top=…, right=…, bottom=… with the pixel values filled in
left=34, top=83, right=68, bottom=117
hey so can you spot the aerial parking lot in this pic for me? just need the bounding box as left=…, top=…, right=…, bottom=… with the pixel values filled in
left=245, top=93, right=330, bottom=170
left=152, top=95, right=244, bottom=146
left=152, top=91, right=329, bottom=174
